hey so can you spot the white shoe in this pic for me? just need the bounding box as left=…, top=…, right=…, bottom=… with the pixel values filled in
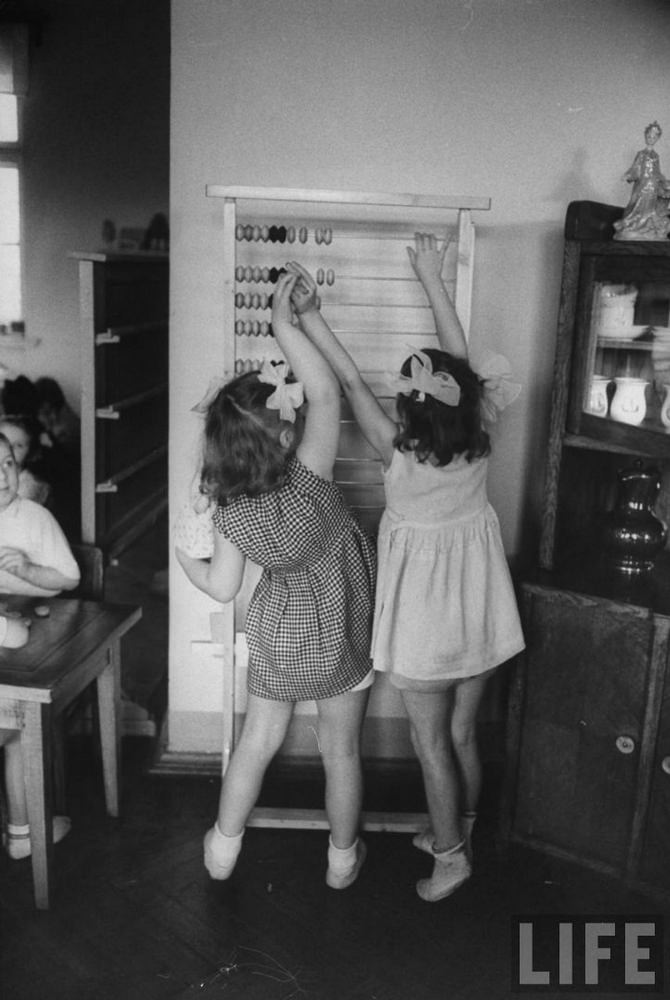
left=203, top=824, right=243, bottom=880
left=6, top=816, right=72, bottom=860
left=416, top=840, right=471, bottom=902
left=326, top=838, right=367, bottom=889
left=412, top=829, right=434, bottom=855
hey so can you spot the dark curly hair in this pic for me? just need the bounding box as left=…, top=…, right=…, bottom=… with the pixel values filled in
left=199, top=370, right=303, bottom=504
left=393, top=348, right=490, bottom=465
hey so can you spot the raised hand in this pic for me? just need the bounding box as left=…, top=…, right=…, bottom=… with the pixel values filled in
left=271, top=269, right=298, bottom=329
left=407, top=231, right=450, bottom=288
left=285, top=261, right=318, bottom=315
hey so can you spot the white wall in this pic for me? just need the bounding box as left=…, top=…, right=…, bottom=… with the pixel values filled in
left=1, top=0, right=170, bottom=410
left=168, top=0, right=670, bottom=757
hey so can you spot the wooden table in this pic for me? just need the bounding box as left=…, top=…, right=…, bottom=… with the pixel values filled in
left=0, top=595, right=141, bottom=908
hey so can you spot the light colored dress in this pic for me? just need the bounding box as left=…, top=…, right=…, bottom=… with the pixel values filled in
left=372, top=361, right=525, bottom=687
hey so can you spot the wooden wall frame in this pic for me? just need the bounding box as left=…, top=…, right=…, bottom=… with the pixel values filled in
left=205, top=185, right=490, bottom=833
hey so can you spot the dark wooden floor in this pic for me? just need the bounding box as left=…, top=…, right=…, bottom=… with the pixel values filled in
left=1, top=734, right=668, bottom=1000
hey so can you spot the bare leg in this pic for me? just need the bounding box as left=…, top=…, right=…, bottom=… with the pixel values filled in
left=401, top=688, right=461, bottom=852
left=216, top=695, right=294, bottom=835
left=450, top=671, right=491, bottom=814
left=316, top=687, right=369, bottom=848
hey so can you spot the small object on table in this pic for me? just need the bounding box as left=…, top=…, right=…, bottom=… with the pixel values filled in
left=34, top=604, right=50, bottom=618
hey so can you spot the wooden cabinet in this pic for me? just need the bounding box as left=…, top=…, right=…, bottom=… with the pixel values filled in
left=504, top=581, right=670, bottom=896
left=504, top=202, right=670, bottom=899
left=72, top=251, right=168, bottom=559
left=540, top=200, right=670, bottom=573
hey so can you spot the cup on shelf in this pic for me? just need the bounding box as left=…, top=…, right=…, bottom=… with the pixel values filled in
left=587, top=374, right=610, bottom=417
left=609, top=376, right=648, bottom=426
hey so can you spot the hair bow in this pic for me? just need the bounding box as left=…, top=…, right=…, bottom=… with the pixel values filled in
left=387, top=349, right=461, bottom=406
left=475, top=353, right=522, bottom=422
left=191, top=376, right=227, bottom=414
left=257, top=360, right=304, bottom=423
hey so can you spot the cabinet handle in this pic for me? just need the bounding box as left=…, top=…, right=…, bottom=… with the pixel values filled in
left=615, top=736, right=636, bottom=755
left=662, top=756, right=670, bottom=776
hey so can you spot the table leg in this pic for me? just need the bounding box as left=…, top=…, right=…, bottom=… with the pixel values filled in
left=96, top=640, right=120, bottom=817
left=21, top=701, right=53, bottom=910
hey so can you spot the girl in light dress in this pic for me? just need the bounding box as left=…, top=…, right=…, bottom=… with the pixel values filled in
left=286, top=233, right=525, bottom=901
left=176, top=269, right=375, bottom=889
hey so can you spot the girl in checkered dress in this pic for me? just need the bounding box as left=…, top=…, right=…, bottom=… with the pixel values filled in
left=176, top=269, right=375, bottom=890
left=288, top=236, right=524, bottom=904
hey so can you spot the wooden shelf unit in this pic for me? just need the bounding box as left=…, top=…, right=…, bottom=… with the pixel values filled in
left=72, top=251, right=169, bottom=560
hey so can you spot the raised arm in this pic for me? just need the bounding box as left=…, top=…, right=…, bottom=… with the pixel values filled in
left=286, top=261, right=396, bottom=468
left=407, top=232, right=468, bottom=360
left=271, top=270, right=341, bottom=479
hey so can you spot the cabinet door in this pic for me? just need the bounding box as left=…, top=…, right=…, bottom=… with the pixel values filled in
left=637, top=643, right=670, bottom=891
left=512, top=586, right=652, bottom=874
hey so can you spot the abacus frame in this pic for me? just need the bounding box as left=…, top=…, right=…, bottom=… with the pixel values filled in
left=206, top=184, right=491, bottom=834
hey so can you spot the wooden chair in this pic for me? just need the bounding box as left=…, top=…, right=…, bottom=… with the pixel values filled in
left=69, top=542, right=105, bottom=601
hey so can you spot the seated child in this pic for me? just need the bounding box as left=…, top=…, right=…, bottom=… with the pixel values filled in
left=0, top=433, right=80, bottom=597
left=34, top=377, right=80, bottom=458
left=0, top=432, right=80, bottom=857
left=0, top=616, right=71, bottom=858
left=0, top=414, right=51, bottom=505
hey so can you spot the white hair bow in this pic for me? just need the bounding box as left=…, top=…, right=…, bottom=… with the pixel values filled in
left=191, top=376, right=227, bottom=414
left=476, top=353, right=522, bottom=422
left=258, top=360, right=304, bottom=423
left=387, top=349, right=461, bottom=406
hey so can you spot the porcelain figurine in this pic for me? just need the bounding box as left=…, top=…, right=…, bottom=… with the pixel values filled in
left=613, top=122, right=670, bottom=241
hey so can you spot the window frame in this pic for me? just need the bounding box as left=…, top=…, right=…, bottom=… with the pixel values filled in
left=0, top=91, right=24, bottom=330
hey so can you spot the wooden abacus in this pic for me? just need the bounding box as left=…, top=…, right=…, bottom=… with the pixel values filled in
left=206, top=184, right=490, bottom=833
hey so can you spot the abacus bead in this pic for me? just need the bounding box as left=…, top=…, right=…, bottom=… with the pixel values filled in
left=244, top=225, right=253, bottom=241
left=260, top=321, right=269, bottom=336
left=235, top=224, right=245, bottom=241
left=261, top=226, right=269, bottom=242
left=278, top=226, right=287, bottom=243
left=314, top=228, right=322, bottom=245
left=244, top=266, right=253, bottom=281
left=253, top=267, right=262, bottom=282
left=299, top=227, right=308, bottom=243
left=235, top=265, right=244, bottom=282
left=235, top=293, right=244, bottom=308
left=252, top=226, right=261, bottom=241
left=324, top=228, right=333, bottom=245
left=252, top=294, right=260, bottom=309
left=326, top=269, right=335, bottom=286
left=235, top=358, right=244, bottom=373
left=316, top=268, right=325, bottom=285
left=261, top=267, right=270, bottom=282
left=269, top=225, right=278, bottom=242
left=235, top=320, right=245, bottom=335
left=287, top=226, right=296, bottom=243
left=244, top=321, right=254, bottom=336
left=269, top=268, right=278, bottom=282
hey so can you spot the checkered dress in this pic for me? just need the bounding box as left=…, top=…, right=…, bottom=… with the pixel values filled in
left=212, top=457, right=376, bottom=701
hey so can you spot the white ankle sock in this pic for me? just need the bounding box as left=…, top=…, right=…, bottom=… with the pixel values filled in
left=327, top=836, right=358, bottom=870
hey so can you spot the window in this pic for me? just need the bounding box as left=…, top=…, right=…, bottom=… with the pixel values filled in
left=0, top=26, right=28, bottom=335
